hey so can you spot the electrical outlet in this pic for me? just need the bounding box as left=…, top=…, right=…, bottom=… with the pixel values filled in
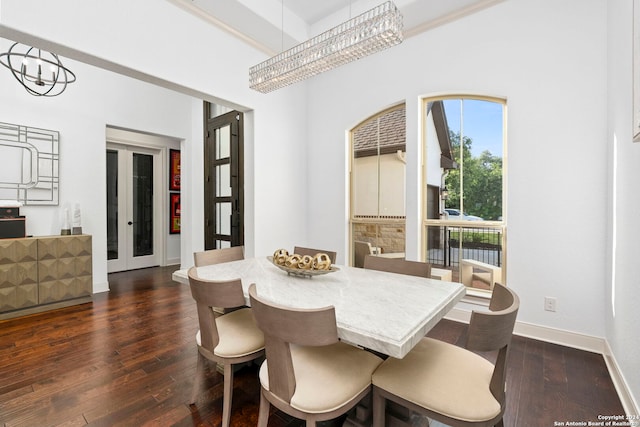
left=544, top=297, right=557, bottom=312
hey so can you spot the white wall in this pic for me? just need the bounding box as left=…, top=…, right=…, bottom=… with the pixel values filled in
left=0, top=37, right=195, bottom=292
left=606, top=0, right=640, bottom=411
left=0, top=0, right=309, bottom=280
left=306, top=0, right=608, bottom=339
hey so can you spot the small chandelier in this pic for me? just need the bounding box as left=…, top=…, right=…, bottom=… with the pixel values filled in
left=0, top=42, right=76, bottom=97
left=249, top=1, right=403, bottom=93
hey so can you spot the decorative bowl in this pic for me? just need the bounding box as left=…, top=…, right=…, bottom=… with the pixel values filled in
left=267, top=256, right=339, bottom=278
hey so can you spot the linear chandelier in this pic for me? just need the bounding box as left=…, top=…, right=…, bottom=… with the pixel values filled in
left=0, top=42, right=76, bottom=97
left=249, top=1, right=403, bottom=93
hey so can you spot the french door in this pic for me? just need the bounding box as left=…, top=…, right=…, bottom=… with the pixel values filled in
left=204, top=110, right=244, bottom=250
left=107, top=144, right=162, bottom=272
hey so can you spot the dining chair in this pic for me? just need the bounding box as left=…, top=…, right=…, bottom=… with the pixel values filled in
left=353, top=241, right=374, bottom=268
left=194, top=246, right=246, bottom=317
left=188, top=267, right=265, bottom=427
left=371, top=283, right=519, bottom=427
left=460, top=258, right=502, bottom=290
left=248, top=283, right=383, bottom=427
left=363, top=255, right=432, bottom=278
left=293, top=246, right=337, bottom=264
left=193, top=245, right=244, bottom=267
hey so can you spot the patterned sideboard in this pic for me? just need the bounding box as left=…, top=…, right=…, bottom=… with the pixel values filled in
left=0, top=234, right=92, bottom=320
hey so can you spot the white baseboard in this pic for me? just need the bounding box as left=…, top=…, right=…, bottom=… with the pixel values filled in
left=93, top=281, right=109, bottom=294
left=603, top=341, right=640, bottom=417
left=165, top=258, right=181, bottom=266
left=445, top=308, right=606, bottom=353
left=513, top=320, right=607, bottom=354
left=445, top=307, right=637, bottom=416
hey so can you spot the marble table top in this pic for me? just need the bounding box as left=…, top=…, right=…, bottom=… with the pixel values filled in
left=172, top=257, right=465, bottom=359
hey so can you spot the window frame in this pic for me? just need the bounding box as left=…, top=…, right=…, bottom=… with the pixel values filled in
left=421, top=94, right=508, bottom=298
left=349, top=102, right=407, bottom=266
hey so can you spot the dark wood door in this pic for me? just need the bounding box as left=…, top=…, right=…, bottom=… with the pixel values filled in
left=204, top=110, right=243, bottom=250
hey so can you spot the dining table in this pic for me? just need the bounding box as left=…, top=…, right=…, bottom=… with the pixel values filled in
left=172, top=256, right=465, bottom=359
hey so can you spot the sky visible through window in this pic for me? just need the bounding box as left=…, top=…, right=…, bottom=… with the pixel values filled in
left=443, top=99, right=503, bottom=158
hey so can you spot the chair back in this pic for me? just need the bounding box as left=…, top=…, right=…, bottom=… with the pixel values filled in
left=293, top=246, right=337, bottom=264
left=353, top=241, right=374, bottom=268
left=188, top=267, right=246, bottom=353
left=193, top=246, right=244, bottom=267
left=363, top=255, right=432, bottom=278
left=466, top=282, right=519, bottom=351
left=466, top=282, right=519, bottom=407
left=248, top=283, right=338, bottom=404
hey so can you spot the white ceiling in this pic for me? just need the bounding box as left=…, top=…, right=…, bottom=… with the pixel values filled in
left=284, top=0, right=352, bottom=26
left=169, top=0, right=505, bottom=55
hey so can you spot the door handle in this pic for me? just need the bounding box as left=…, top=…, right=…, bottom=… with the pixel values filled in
left=128, top=221, right=133, bottom=225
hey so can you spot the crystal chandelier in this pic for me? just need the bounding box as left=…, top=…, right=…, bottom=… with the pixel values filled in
left=249, top=1, right=403, bottom=93
left=0, top=42, right=76, bottom=97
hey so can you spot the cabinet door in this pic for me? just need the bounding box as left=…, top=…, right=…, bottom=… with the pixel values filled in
left=72, top=235, right=92, bottom=297
left=0, top=239, right=38, bottom=312
left=38, top=235, right=92, bottom=304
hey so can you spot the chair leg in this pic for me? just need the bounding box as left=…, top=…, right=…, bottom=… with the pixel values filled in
left=221, top=363, right=234, bottom=427
left=257, top=389, right=270, bottom=427
left=372, top=387, right=385, bottom=427
left=190, top=350, right=204, bottom=405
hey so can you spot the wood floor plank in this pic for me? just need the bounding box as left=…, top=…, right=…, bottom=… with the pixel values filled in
left=503, top=334, right=526, bottom=425
left=0, top=266, right=627, bottom=427
left=508, top=330, right=545, bottom=425
left=541, top=342, right=571, bottom=426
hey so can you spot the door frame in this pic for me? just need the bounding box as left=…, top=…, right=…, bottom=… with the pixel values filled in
left=106, top=139, right=166, bottom=272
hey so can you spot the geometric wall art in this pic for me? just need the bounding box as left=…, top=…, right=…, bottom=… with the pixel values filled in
left=0, top=121, right=59, bottom=205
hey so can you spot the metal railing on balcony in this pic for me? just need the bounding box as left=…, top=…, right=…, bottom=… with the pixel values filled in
left=426, top=225, right=503, bottom=270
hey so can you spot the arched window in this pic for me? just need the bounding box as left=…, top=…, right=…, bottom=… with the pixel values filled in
left=423, top=96, right=507, bottom=297
left=350, top=103, right=406, bottom=267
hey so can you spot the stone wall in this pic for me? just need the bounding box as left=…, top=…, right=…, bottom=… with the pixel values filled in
left=352, top=221, right=405, bottom=255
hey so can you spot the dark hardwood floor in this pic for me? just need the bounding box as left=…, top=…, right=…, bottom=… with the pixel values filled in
left=0, top=266, right=625, bottom=427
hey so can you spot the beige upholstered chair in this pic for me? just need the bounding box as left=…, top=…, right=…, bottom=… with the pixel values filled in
left=293, top=246, right=337, bottom=264
left=248, top=284, right=383, bottom=427
left=188, top=267, right=265, bottom=427
left=372, top=283, right=519, bottom=427
left=363, top=255, right=432, bottom=278
left=193, top=245, right=244, bottom=267
left=193, top=246, right=245, bottom=317
left=460, top=258, right=502, bottom=290
left=353, top=241, right=374, bottom=268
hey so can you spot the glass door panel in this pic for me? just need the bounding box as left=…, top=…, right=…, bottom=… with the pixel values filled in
left=132, top=153, right=153, bottom=257
left=216, top=202, right=232, bottom=235
left=106, top=150, right=119, bottom=261
left=216, top=163, right=231, bottom=197
left=215, top=125, right=231, bottom=159
left=107, top=144, right=160, bottom=273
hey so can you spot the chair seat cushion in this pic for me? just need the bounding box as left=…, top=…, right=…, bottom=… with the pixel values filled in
left=372, top=337, right=500, bottom=423
left=473, top=272, right=493, bottom=285
left=259, top=342, right=382, bottom=414
left=196, top=307, right=264, bottom=357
